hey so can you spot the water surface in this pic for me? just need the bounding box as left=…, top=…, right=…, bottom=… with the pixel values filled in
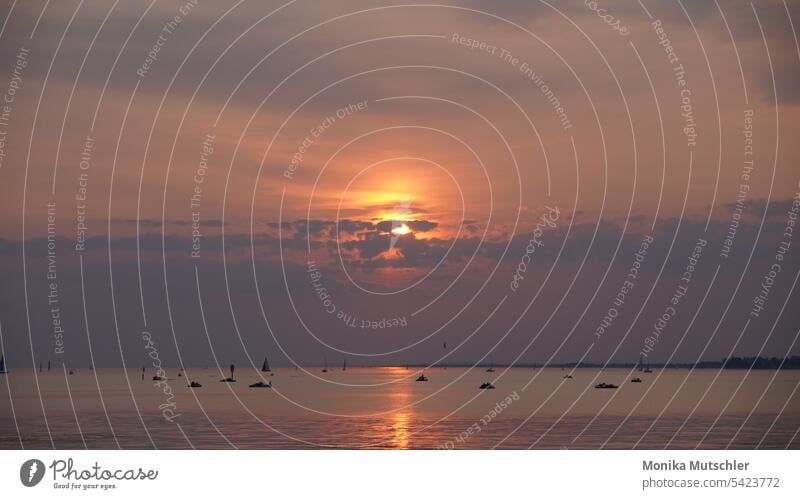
left=1, top=367, right=797, bottom=449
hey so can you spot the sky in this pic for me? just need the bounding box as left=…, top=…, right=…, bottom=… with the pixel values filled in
left=0, top=0, right=799, bottom=369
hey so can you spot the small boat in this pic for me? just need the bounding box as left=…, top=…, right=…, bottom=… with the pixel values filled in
left=643, top=367, right=653, bottom=373
left=563, top=374, right=573, bottom=379
left=177, top=372, right=182, bottom=377
left=261, top=356, right=271, bottom=373
left=188, top=381, right=202, bottom=388
left=415, top=373, right=428, bottom=382
left=248, top=381, right=272, bottom=388
left=321, top=355, right=328, bottom=373
left=68, top=369, right=74, bottom=375
left=0, top=355, right=7, bottom=374
left=486, top=356, right=495, bottom=373
left=152, top=375, right=165, bottom=381
left=479, top=382, right=496, bottom=389
left=342, top=358, right=347, bottom=371
left=631, top=377, right=642, bottom=383
left=220, top=363, right=236, bottom=382
left=595, top=382, right=618, bottom=389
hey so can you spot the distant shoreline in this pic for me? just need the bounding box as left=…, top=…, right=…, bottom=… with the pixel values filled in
left=414, top=356, right=800, bottom=370
left=7, top=356, right=799, bottom=371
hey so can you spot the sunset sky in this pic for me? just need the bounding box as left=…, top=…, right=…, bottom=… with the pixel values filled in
left=0, top=0, right=798, bottom=369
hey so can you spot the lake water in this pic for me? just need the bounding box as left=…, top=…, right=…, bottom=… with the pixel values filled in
left=1, top=367, right=798, bottom=449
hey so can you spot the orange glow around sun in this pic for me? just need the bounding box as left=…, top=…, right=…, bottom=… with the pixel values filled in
left=391, top=223, right=411, bottom=236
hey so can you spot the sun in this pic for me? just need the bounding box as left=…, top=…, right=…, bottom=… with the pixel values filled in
left=391, top=223, right=411, bottom=236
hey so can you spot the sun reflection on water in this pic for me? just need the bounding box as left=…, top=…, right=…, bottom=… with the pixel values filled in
left=390, top=410, right=411, bottom=449
left=388, top=368, right=413, bottom=449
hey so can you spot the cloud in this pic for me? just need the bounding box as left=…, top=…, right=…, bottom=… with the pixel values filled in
left=374, top=219, right=438, bottom=233
left=115, top=218, right=226, bottom=228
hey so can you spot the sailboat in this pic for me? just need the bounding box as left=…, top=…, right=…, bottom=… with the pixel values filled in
left=342, top=358, right=346, bottom=371
left=0, top=354, right=7, bottom=374
left=486, top=356, right=495, bottom=373
left=321, top=356, right=328, bottom=373
left=638, top=354, right=644, bottom=372
left=47, top=360, right=51, bottom=371
left=220, top=364, right=236, bottom=382
left=643, top=357, right=653, bottom=373
left=261, top=356, right=271, bottom=373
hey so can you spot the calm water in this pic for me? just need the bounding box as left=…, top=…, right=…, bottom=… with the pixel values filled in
left=1, top=367, right=798, bottom=449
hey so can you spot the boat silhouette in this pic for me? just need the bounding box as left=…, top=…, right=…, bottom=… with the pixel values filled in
left=594, top=382, right=618, bottom=389
left=0, top=354, right=7, bottom=374
left=631, top=377, right=642, bottom=383
left=486, top=356, right=495, bottom=373
left=248, top=380, right=272, bottom=388
left=261, top=356, right=271, bottom=373
left=479, top=382, right=496, bottom=389
left=415, top=373, right=428, bottom=382
left=220, top=363, right=236, bottom=382
left=321, top=355, right=328, bottom=373
left=188, top=381, right=202, bottom=388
